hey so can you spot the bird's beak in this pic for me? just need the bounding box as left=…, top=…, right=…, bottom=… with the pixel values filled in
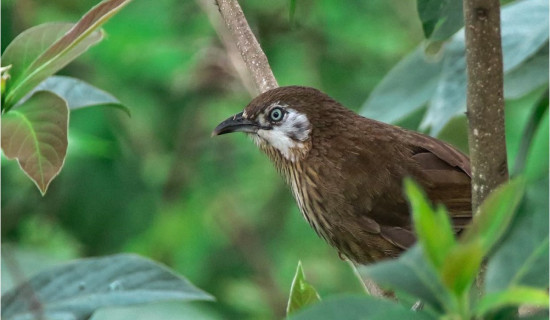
left=212, top=112, right=259, bottom=136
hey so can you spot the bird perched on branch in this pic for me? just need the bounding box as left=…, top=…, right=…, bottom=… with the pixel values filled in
left=213, top=86, right=471, bottom=264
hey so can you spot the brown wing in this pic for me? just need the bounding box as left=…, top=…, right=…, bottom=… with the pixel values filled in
left=378, top=132, right=472, bottom=249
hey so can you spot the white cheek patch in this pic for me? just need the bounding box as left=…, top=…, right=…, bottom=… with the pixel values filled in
left=256, top=108, right=311, bottom=162
left=279, top=109, right=311, bottom=142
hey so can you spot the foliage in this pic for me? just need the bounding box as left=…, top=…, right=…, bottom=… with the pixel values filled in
left=2, top=0, right=548, bottom=319
left=362, top=0, right=549, bottom=135
left=1, top=0, right=129, bottom=194
left=286, top=261, right=321, bottom=315
left=1, top=254, right=213, bottom=320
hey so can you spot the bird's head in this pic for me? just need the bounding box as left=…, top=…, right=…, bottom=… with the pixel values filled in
left=212, top=86, right=339, bottom=162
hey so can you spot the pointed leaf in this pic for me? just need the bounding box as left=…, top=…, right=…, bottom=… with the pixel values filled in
left=3, top=0, right=132, bottom=108
left=1, top=254, right=213, bottom=320
left=1, top=23, right=74, bottom=99
left=27, top=76, right=129, bottom=115
left=461, top=178, right=525, bottom=255
left=405, top=178, right=456, bottom=271
left=474, top=286, right=549, bottom=317
left=287, top=261, right=321, bottom=315
left=1, top=90, right=69, bottom=195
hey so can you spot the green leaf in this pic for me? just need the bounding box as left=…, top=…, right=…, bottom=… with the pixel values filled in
left=504, top=45, right=549, bottom=100
left=513, top=89, right=549, bottom=176
left=1, top=23, right=74, bottom=103
left=289, top=0, right=297, bottom=25
left=360, top=246, right=450, bottom=312
left=360, top=46, right=443, bottom=124
left=287, top=294, right=434, bottom=320
left=440, top=240, right=484, bottom=296
left=474, top=286, right=549, bottom=317
left=421, top=0, right=549, bottom=135
left=2, top=0, right=132, bottom=109
left=286, top=261, right=321, bottom=315
left=461, top=178, right=525, bottom=255
left=27, top=76, right=130, bottom=115
left=486, top=178, right=549, bottom=292
left=404, top=178, right=456, bottom=271
left=1, top=90, right=69, bottom=195
left=416, top=0, right=463, bottom=41
left=1, top=254, right=213, bottom=320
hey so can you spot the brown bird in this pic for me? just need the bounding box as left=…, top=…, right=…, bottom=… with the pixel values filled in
left=213, top=86, right=471, bottom=265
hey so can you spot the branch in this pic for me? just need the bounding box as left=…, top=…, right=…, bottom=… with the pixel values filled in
left=463, top=0, right=509, bottom=211
left=214, top=0, right=278, bottom=94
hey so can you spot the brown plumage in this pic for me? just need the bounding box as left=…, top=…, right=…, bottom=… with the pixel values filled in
left=213, top=86, right=471, bottom=264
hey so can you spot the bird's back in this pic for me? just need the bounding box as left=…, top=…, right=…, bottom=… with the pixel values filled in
left=299, top=110, right=472, bottom=264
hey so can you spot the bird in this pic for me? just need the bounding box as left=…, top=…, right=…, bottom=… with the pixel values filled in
left=212, top=86, right=472, bottom=265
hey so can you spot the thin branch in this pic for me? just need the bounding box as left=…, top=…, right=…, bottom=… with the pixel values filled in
left=463, top=0, right=509, bottom=211
left=214, top=0, right=278, bottom=94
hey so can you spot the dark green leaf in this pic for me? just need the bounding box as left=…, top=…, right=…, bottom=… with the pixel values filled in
left=286, top=261, right=321, bottom=315
left=1, top=90, right=69, bottom=195
left=405, top=178, right=456, bottom=271
left=360, top=246, right=450, bottom=311
left=513, top=89, right=549, bottom=176
left=287, top=294, right=434, bottom=320
left=474, top=286, right=549, bottom=317
left=461, top=178, right=525, bottom=255
left=2, top=0, right=132, bottom=108
left=486, top=179, right=550, bottom=292
left=1, top=254, right=213, bottom=320
left=27, top=76, right=129, bottom=115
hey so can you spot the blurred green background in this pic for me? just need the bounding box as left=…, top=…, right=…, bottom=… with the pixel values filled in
left=1, top=0, right=548, bottom=319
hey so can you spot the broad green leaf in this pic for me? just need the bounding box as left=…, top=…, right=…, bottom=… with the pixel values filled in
left=288, top=294, right=433, bottom=320
left=461, top=178, right=525, bottom=255
left=286, top=261, right=321, bottom=315
left=27, top=76, right=129, bottom=115
left=1, top=254, right=213, bottom=320
left=405, top=178, right=456, bottom=271
left=1, top=23, right=74, bottom=102
left=1, top=91, right=69, bottom=195
left=474, top=286, right=549, bottom=317
left=486, top=179, right=549, bottom=292
left=360, top=246, right=451, bottom=312
left=440, top=240, right=483, bottom=296
left=2, top=0, right=132, bottom=108
left=360, top=46, right=443, bottom=124
left=421, top=0, right=549, bottom=135
left=504, top=45, right=549, bottom=100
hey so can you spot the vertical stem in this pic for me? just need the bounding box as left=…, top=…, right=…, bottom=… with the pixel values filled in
left=463, top=0, right=509, bottom=212
left=215, top=0, right=279, bottom=94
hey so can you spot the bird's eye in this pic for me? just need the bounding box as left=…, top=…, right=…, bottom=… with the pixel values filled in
left=269, top=107, right=284, bottom=122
